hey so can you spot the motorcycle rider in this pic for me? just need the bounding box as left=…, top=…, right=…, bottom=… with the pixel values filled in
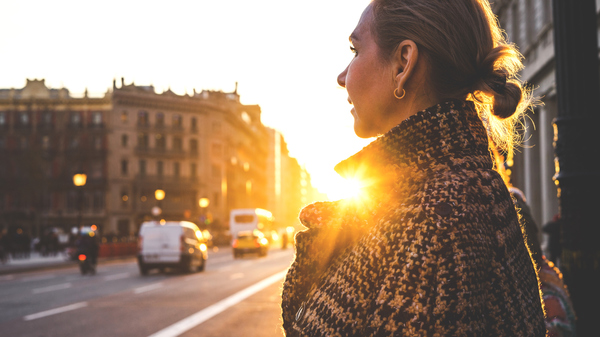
left=76, top=230, right=99, bottom=266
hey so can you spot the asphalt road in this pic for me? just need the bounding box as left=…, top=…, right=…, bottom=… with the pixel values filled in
left=0, top=246, right=293, bottom=337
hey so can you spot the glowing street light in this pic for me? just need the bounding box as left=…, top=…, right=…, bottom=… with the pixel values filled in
left=198, top=198, right=209, bottom=208
left=73, top=173, right=87, bottom=187
left=155, top=189, right=165, bottom=201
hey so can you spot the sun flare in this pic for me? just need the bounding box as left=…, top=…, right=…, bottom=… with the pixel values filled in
left=325, top=176, right=365, bottom=201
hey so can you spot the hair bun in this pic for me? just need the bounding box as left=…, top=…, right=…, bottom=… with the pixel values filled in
left=491, top=79, right=523, bottom=120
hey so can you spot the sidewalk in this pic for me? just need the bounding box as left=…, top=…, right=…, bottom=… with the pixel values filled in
left=0, top=251, right=135, bottom=276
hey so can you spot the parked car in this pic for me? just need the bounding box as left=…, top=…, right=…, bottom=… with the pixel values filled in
left=232, top=230, right=269, bottom=258
left=137, top=221, right=208, bottom=275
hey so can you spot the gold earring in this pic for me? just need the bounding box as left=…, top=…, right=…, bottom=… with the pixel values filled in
left=394, top=88, right=406, bottom=99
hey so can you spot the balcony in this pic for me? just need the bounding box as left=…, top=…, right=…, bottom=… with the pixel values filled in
left=134, top=147, right=188, bottom=158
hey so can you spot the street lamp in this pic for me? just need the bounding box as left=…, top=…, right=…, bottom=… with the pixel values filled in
left=152, top=189, right=165, bottom=219
left=73, top=172, right=87, bottom=229
left=199, top=197, right=209, bottom=227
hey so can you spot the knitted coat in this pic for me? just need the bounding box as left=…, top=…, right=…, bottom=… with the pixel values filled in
left=281, top=101, right=546, bottom=336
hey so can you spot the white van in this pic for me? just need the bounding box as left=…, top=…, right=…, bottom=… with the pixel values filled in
left=137, top=221, right=208, bottom=275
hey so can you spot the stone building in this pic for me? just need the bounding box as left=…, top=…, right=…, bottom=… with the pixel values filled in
left=491, top=0, right=575, bottom=229
left=0, top=78, right=273, bottom=238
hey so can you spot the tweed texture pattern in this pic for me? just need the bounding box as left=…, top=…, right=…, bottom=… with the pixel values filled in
left=281, top=100, right=546, bottom=336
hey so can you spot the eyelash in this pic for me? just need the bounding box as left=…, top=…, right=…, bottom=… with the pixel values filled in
left=350, top=46, right=357, bottom=55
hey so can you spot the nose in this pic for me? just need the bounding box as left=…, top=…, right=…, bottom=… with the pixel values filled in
left=337, top=66, right=348, bottom=88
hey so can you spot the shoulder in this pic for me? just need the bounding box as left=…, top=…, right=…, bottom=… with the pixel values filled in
left=404, top=167, right=514, bottom=239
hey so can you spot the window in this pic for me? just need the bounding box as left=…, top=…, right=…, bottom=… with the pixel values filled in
left=94, top=136, right=102, bottom=150
left=174, top=162, right=180, bottom=177
left=511, top=2, right=520, bottom=46
left=121, top=111, right=128, bottom=123
left=70, top=112, right=81, bottom=125
left=173, top=137, right=182, bottom=151
left=138, top=133, right=149, bottom=149
left=91, top=162, right=103, bottom=179
left=173, top=115, right=182, bottom=128
left=121, top=160, right=128, bottom=176
left=42, top=136, right=50, bottom=149
left=526, top=0, right=534, bottom=44
left=544, top=0, right=552, bottom=24
left=138, top=111, right=149, bottom=126
left=117, top=219, right=129, bottom=236
left=20, top=112, right=30, bottom=125
left=121, top=192, right=129, bottom=209
left=211, top=143, right=222, bottom=157
left=42, top=112, right=52, bottom=125
left=191, top=117, right=197, bottom=131
left=157, top=161, right=164, bottom=176
left=67, top=191, right=77, bottom=212
left=190, top=139, right=198, bottom=153
left=212, top=164, right=220, bottom=178
left=121, top=134, right=128, bottom=147
left=156, top=113, right=165, bottom=127
left=92, top=112, right=102, bottom=125
left=93, top=192, right=104, bottom=212
left=191, top=163, right=197, bottom=177
left=69, top=136, right=79, bottom=149
left=212, top=121, right=221, bottom=134
left=156, top=134, right=166, bottom=150
left=139, top=160, right=146, bottom=176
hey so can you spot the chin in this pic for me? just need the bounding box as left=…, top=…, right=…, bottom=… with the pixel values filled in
left=353, top=123, right=376, bottom=139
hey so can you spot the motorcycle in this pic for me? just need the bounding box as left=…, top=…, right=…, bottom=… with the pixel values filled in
left=78, top=253, right=96, bottom=275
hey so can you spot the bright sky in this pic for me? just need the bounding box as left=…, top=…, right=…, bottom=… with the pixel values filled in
left=0, top=0, right=373, bottom=200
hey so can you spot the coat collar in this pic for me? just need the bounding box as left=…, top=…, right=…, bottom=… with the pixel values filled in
left=299, top=100, right=492, bottom=230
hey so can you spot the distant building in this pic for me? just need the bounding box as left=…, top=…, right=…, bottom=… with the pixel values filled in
left=266, top=128, right=325, bottom=230
left=0, top=78, right=274, bottom=238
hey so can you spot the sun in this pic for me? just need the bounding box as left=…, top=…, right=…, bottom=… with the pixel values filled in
left=324, top=176, right=365, bottom=201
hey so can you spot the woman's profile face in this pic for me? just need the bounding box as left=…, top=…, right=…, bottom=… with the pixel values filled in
left=337, top=5, right=397, bottom=138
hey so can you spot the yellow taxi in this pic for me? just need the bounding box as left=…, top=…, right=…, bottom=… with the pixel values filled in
left=232, top=230, right=269, bottom=258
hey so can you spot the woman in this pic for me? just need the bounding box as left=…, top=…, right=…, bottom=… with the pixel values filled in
left=281, top=0, right=546, bottom=336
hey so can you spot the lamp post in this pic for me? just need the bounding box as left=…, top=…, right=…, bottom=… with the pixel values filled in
left=153, top=189, right=165, bottom=220
left=552, top=0, right=600, bottom=333
left=73, top=173, right=87, bottom=229
left=199, top=197, right=209, bottom=228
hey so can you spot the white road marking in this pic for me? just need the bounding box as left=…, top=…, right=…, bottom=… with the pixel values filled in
left=148, top=269, right=288, bottom=337
left=229, top=273, right=244, bottom=280
left=0, top=275, right=15, bottom=281
left=22, top=274, right=56, bottom=282
left=32, top=283, right=72, bottom=294
left=134, top=283, right=163, bottom=294
left=104, top=272, right=130, bottom=281
left=23, top=302, right=88, bottom=321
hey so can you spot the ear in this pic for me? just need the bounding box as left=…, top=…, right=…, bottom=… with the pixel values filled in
left=393, top=40, right=419, bottom=92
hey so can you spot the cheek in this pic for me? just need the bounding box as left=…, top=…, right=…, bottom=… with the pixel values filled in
left=345, top=64, right=367, bottom=99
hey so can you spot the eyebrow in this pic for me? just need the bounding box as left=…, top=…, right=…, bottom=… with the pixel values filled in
left=349, top=32, right=359, bottom=42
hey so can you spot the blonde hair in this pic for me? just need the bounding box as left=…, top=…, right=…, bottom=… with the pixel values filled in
left=371, top=0, right=531, bottom=156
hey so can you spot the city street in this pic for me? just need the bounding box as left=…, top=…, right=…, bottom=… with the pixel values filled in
left=0, top=247, right=293, bottom=337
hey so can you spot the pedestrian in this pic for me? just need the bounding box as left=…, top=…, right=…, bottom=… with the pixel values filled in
left=510, top=187, right=576, bottom=336
left=281, top=1, right=546, bottom=335
left=543, top=213, right=562, bottom=265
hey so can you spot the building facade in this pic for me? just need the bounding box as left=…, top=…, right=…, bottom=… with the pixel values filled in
left=0, top=78, right=277, bottom=238
left=266, top=128, right=325, bottom=230
left=490, top=0, right=595, bottom=230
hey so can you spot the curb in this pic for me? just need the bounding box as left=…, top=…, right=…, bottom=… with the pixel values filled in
left=0, top=256, right=137, bottom=276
